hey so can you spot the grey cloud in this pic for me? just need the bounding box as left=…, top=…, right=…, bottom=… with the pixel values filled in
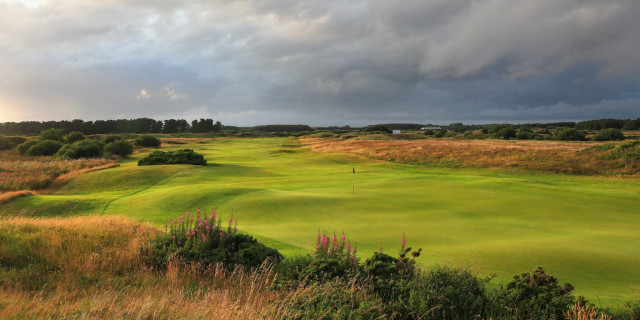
left=0, top=0, right=638, bottom=125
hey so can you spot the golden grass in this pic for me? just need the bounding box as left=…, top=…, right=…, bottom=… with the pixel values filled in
left=300, top=137, right=640, bottom=175
left=0, top=157, right=115, bottom=192
left=0, top=216, right=295, bottom=319
left=565, top=303, right=613, bottom=320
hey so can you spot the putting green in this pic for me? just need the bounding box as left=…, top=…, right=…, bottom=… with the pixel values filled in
left=3, top=137, right=640, bottom=307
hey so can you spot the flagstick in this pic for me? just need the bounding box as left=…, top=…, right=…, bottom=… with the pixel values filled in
left=352, top=167, right=355, bottom=195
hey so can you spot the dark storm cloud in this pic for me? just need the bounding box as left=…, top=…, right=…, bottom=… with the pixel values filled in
left=0, top=0, right=639, bottom=125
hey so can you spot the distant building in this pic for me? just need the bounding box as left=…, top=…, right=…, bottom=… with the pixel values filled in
left=392, top=130, right=401, bottom=134
left=421, top=126, right=442, bottom=130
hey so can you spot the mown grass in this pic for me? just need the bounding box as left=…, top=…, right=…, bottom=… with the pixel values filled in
left=1, top=137, right=639, bottom=308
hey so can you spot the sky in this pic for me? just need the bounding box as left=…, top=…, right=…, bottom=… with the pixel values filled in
left=1, top=0, right=639, bottom=126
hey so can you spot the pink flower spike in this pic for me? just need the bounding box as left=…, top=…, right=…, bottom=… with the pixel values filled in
left=186, top=212, right=190, bottom=217
left=346, top=242, right=351, bottom=253
left=402, top=233, right=406, bottom=247
left=136, top=226, right=141, bottom=233
left=340, top=233, right=345, bottom=241
left=181, top=215, right=185, bottom=219
left=233, top=226, right=237, bottom=233
left=197, top=208, right=201, bottom=214
left=211, top=210, right=216, bottom=220
left=229, top=216, right=233, bottom=225
left=178, top=241, right=181, bottom=246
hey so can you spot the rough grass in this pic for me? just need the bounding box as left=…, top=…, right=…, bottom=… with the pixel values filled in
left=0, top=216, right=293, bottom=319
left=0, top=152, right=114, bottom=192
left=2, top=137, right=639, bottom=307
left=300, top=137, right=640, bottom=175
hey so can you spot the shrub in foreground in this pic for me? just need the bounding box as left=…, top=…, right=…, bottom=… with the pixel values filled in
left=105, top=140, right=134, bottom=158
left=496, top=266, right=575, bottom=319
left=57, top=139, right=104, bottom=159
left=134, top=135, right=161, bottom=148
left=138, top=149, right=206, bottom=166
left=150, top=210, right=283, bottom=270
left=26, top=140, right=63, bottom=156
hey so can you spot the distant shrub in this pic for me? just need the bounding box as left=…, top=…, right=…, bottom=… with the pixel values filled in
left=424, top=129, right=434, bottom=136
left=592, top=128, right=624, bottom=141
left=6, top=136, right=27, bottom=147
left=496, top=266, right=575, bottom=319
left=16, top=140, right=38, bottom=155
left=102, top=134, right=124, bottom=144
left=39, top=128, right=65, bottom=142
left=150, top=210, right=283, bottom=270
left=64, top=131, right=86, bottom=144
left=57, top=139, right=104, bottom=159
left=516, top=131, right=538, bottom=140
left=490, top=124, right=516, bottom=139
left=434, top=130, right=446, bottom=138
left=105, top=140, right=134, bottom=158
left=555, top=127, right=586, bottom=141
left=26, top=140, right=63, bottom=156
left=134, top=135, right=161, bottom=148
left=138, top=149, right=206, bottom=166
left=364, top=125, right=392, bottom=134
left=0, top=135, right=11, bottom=150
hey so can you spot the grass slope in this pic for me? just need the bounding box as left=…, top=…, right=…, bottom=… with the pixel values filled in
left=2, top=137, right=640, bottom=307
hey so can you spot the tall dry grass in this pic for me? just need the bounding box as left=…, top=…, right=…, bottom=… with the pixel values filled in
left=565, top=303, right=613, bottom=320
left=0, top=216, right=297, bottom=319
left=300, top=137, right=640, bottom=175
left=0, top=158, right=115, bottom=192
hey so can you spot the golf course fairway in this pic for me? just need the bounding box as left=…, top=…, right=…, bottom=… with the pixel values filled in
left=3, top=137, right=639, bottom=307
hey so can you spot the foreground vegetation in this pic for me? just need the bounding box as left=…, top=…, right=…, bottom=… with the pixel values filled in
left=1, top=215, right=636, bottom=319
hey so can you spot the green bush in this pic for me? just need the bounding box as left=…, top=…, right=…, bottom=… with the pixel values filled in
left=64, top=131, right=86, bottom=144
left=105, top=140, right=134, bottom=158
left=364, top=125, right=392, bottom=134
left=495, top=267, right=575, bottom=319
left=150, top=210, right=283, bottom=270
left=434, top=130, right=446, bottom=138
left=401, top=266, right=488, bottom=320
left=57, top=139, right=104, bottom=159
left=138, top=149, right=206, bottom=166
left=26, top=140, right=63, bottom=156
left=102, top=134, right=124, bottom=144
left=6, top=136, right=26, bottom=147
left=16, top=140, right=38, bottom=155
left=554, top=127, right=586, bottom=141
left=592, top=128, right=624, bottom=141
left=516, top=131, right=539, bottom=140
left=38, top=128, right=65, bottom=142
left=0, top=135, right=10, bottom=150
left=134, top=135, right=161, bottom=148
left=489, top=124, right=516, bottom=139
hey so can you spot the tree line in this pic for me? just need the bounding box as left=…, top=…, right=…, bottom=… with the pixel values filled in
left=0, top=118, right=222, bottom=135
